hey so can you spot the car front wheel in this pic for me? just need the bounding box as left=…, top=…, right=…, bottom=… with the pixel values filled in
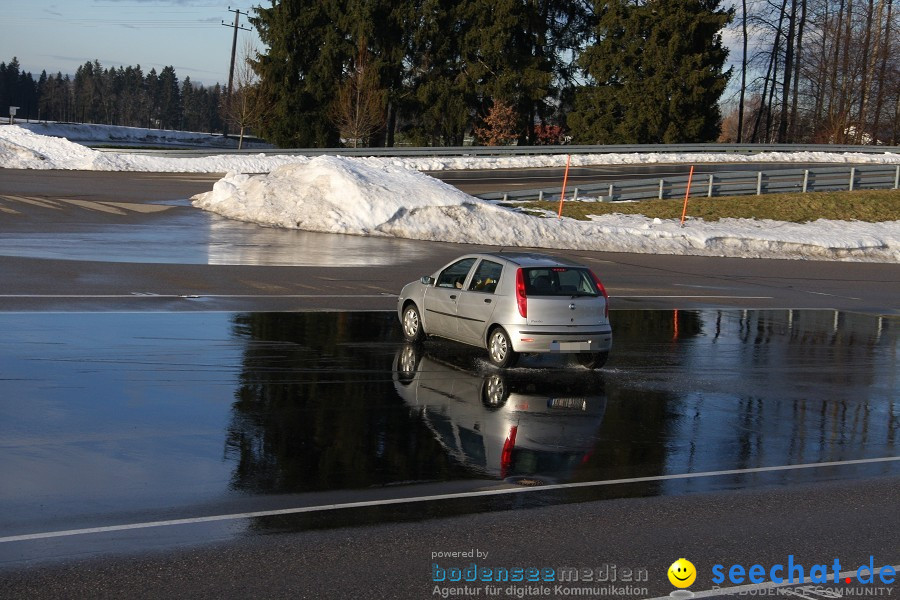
left=487, top=328, right=519, bottom=368
left=401, top=304, right=425, bottom=342
left=481, top=374, right=509, bottom=408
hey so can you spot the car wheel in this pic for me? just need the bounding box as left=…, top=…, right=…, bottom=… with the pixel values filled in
left=481, top=373, right=509, bottom=409
left=401, top=304, right=425, bottom=342
left=396, top=344, right=421, bottom=385
left=576, top=352, right=608, bottom=370
left=487, top=328, right=519, bottom=368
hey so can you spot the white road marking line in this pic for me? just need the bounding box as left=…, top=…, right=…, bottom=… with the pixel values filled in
left=0, top=294, right=394, bottom=299
left=614, top=295, right=774, bottom=299
left=642, top=565, right=900, bottom=599
left=803, top=290, right=863, bottom=301
left=0, top=294, right=772, bottom=300
left=672, top=284, right=734, bottom=290
left=1, top=455, right=897, bottom=544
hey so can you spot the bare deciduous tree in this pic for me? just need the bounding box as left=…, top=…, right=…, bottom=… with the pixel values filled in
left=738, top=0, right=749, bottom=142
left=737, top=0, right=898, bottom=144
left=329, top=40, right=386, bottom=148
left=222, top=40, right=272, bottom=149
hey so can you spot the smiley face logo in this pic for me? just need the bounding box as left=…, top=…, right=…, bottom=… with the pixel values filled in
left=668, top=558, right=697, bottom=588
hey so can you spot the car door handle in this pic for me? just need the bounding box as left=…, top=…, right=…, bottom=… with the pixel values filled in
left=450, top=295, right=457, bottom=300
left=484, top=298, right=492, bottom=303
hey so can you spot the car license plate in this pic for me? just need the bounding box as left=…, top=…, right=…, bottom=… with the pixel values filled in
left=548, top=397, right=587, bottom=410
left=550, top=341, right=592, bottom=352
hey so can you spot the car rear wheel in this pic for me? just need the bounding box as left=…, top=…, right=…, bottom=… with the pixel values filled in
left=487, top=328, right=519, bottom=368
left=401, top=304, right=425, bottom=342
left=576, top=351, right=608, bottom=370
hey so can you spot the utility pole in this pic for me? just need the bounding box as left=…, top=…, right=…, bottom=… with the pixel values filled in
left=222, top=6, right=251, bottom=139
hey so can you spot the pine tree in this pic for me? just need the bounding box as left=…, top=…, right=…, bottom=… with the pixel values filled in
left=0, top=58, right=21, bottom=117
left=73, top=61, right=93, bottom=122
left=15, top=68, right=39, bottom=121
left=457, top=0, right=593, bottom=144
left=461, top=0, right=553, bottom=143
left=145, top=68, right=160, bottom=128
left=569, top=0, right=732, bottom=144
left=181, top=77, right=197, bottom=131
left=342, top=0, right=408, bottom=146
left=122, top=65, right=146, bottom=127
left=97, top=66, right=118, bottom=125
left=158, top=66, right=181, bottom=129
left=406, top=0, right=473, bottom=145
left=251, top=0, right=349, bottom=147
left=251, top=0, right=408, bottom=147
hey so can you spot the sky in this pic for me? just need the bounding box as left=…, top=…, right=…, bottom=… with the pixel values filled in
left=4, top=0, right=262, bottom=86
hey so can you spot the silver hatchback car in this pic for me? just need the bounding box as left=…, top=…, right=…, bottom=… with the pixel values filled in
left=397, top=252, right=612, bottom=368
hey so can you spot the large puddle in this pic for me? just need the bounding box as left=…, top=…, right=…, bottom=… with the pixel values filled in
left=0, top=208, right=437, bottom=266
left=0, top=310, right=897, bottom=555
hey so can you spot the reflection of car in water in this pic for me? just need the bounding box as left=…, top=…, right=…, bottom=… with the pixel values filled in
left=393, top=344, right=607, bottom=484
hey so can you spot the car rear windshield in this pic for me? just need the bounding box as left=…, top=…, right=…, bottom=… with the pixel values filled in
left=523, top=267, right=599, bottom=296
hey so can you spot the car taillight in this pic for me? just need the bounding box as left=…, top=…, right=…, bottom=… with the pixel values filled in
left=589, top=270, right=609, bottom=319
left=500, top=426, right=518, bottom=479
left=515, top=268, right=527, bottom=318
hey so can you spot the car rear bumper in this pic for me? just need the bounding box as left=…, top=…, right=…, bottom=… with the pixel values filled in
left=506, top=325, right=613, bottom=354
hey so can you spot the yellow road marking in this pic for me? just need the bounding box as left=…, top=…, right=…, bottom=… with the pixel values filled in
left=59, top=199, right=127, bottom=215
left=2, top=195, right=62, bottom=209
left=98, top=201, right=171, bottom=214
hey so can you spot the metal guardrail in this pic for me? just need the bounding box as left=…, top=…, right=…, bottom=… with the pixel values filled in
left=94, top=142, right=900, bottom=157
left=477, top=164, right=900, bottom=203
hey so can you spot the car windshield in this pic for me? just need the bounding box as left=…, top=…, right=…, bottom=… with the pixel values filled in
left=522, top=267, right=598, bottom=296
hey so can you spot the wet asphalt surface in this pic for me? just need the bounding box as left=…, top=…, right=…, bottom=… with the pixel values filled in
left=2, top=169, right=899, bottom=314
left=0, top=310, right=898, bottom=599
left=0, top=170, right=898, bottom=599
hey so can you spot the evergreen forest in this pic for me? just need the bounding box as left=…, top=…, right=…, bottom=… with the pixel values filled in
left=0, top=58, right=226, bottom=135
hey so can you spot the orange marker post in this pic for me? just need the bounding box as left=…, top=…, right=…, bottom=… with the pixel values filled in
left=680, top=165, right=695, bottom=227
left=557, top=154, right=571, bottom=218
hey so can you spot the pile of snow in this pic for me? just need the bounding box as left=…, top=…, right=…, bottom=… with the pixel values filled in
left=395, top=150, right=900, bottom=172
left=0, top=125, right=302, bottom=172
left=193, top=156, right=477, bottom=234
left=17, top=122, right=271, bottom=148
left=0, top=125, right=105, bottom=169
left=3, top=124, right=900, bottom=173
left=193, top=156, right=900, bottom=262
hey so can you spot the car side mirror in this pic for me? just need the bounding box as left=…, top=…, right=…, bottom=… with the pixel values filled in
left=421, top=276, right=434, bottom=285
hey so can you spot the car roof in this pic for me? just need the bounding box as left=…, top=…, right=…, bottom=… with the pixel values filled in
left=479, top=251, right=585, bottom=268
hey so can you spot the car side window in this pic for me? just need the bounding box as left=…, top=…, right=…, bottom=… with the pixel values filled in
left=467, top=260, right=504, bottom=294
left=436, top=258, right=477, bottom=289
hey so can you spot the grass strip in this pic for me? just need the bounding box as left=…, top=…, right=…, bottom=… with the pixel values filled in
left=508, top=189, right=900, bottom=223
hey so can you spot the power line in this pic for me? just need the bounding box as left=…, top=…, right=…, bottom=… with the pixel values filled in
left=4, top=16, right=221, bottom=28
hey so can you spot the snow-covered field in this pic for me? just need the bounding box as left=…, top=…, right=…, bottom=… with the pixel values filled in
left=16, top=121, right=271, bottom=149
left=3, top=123, right=899, bottom=262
